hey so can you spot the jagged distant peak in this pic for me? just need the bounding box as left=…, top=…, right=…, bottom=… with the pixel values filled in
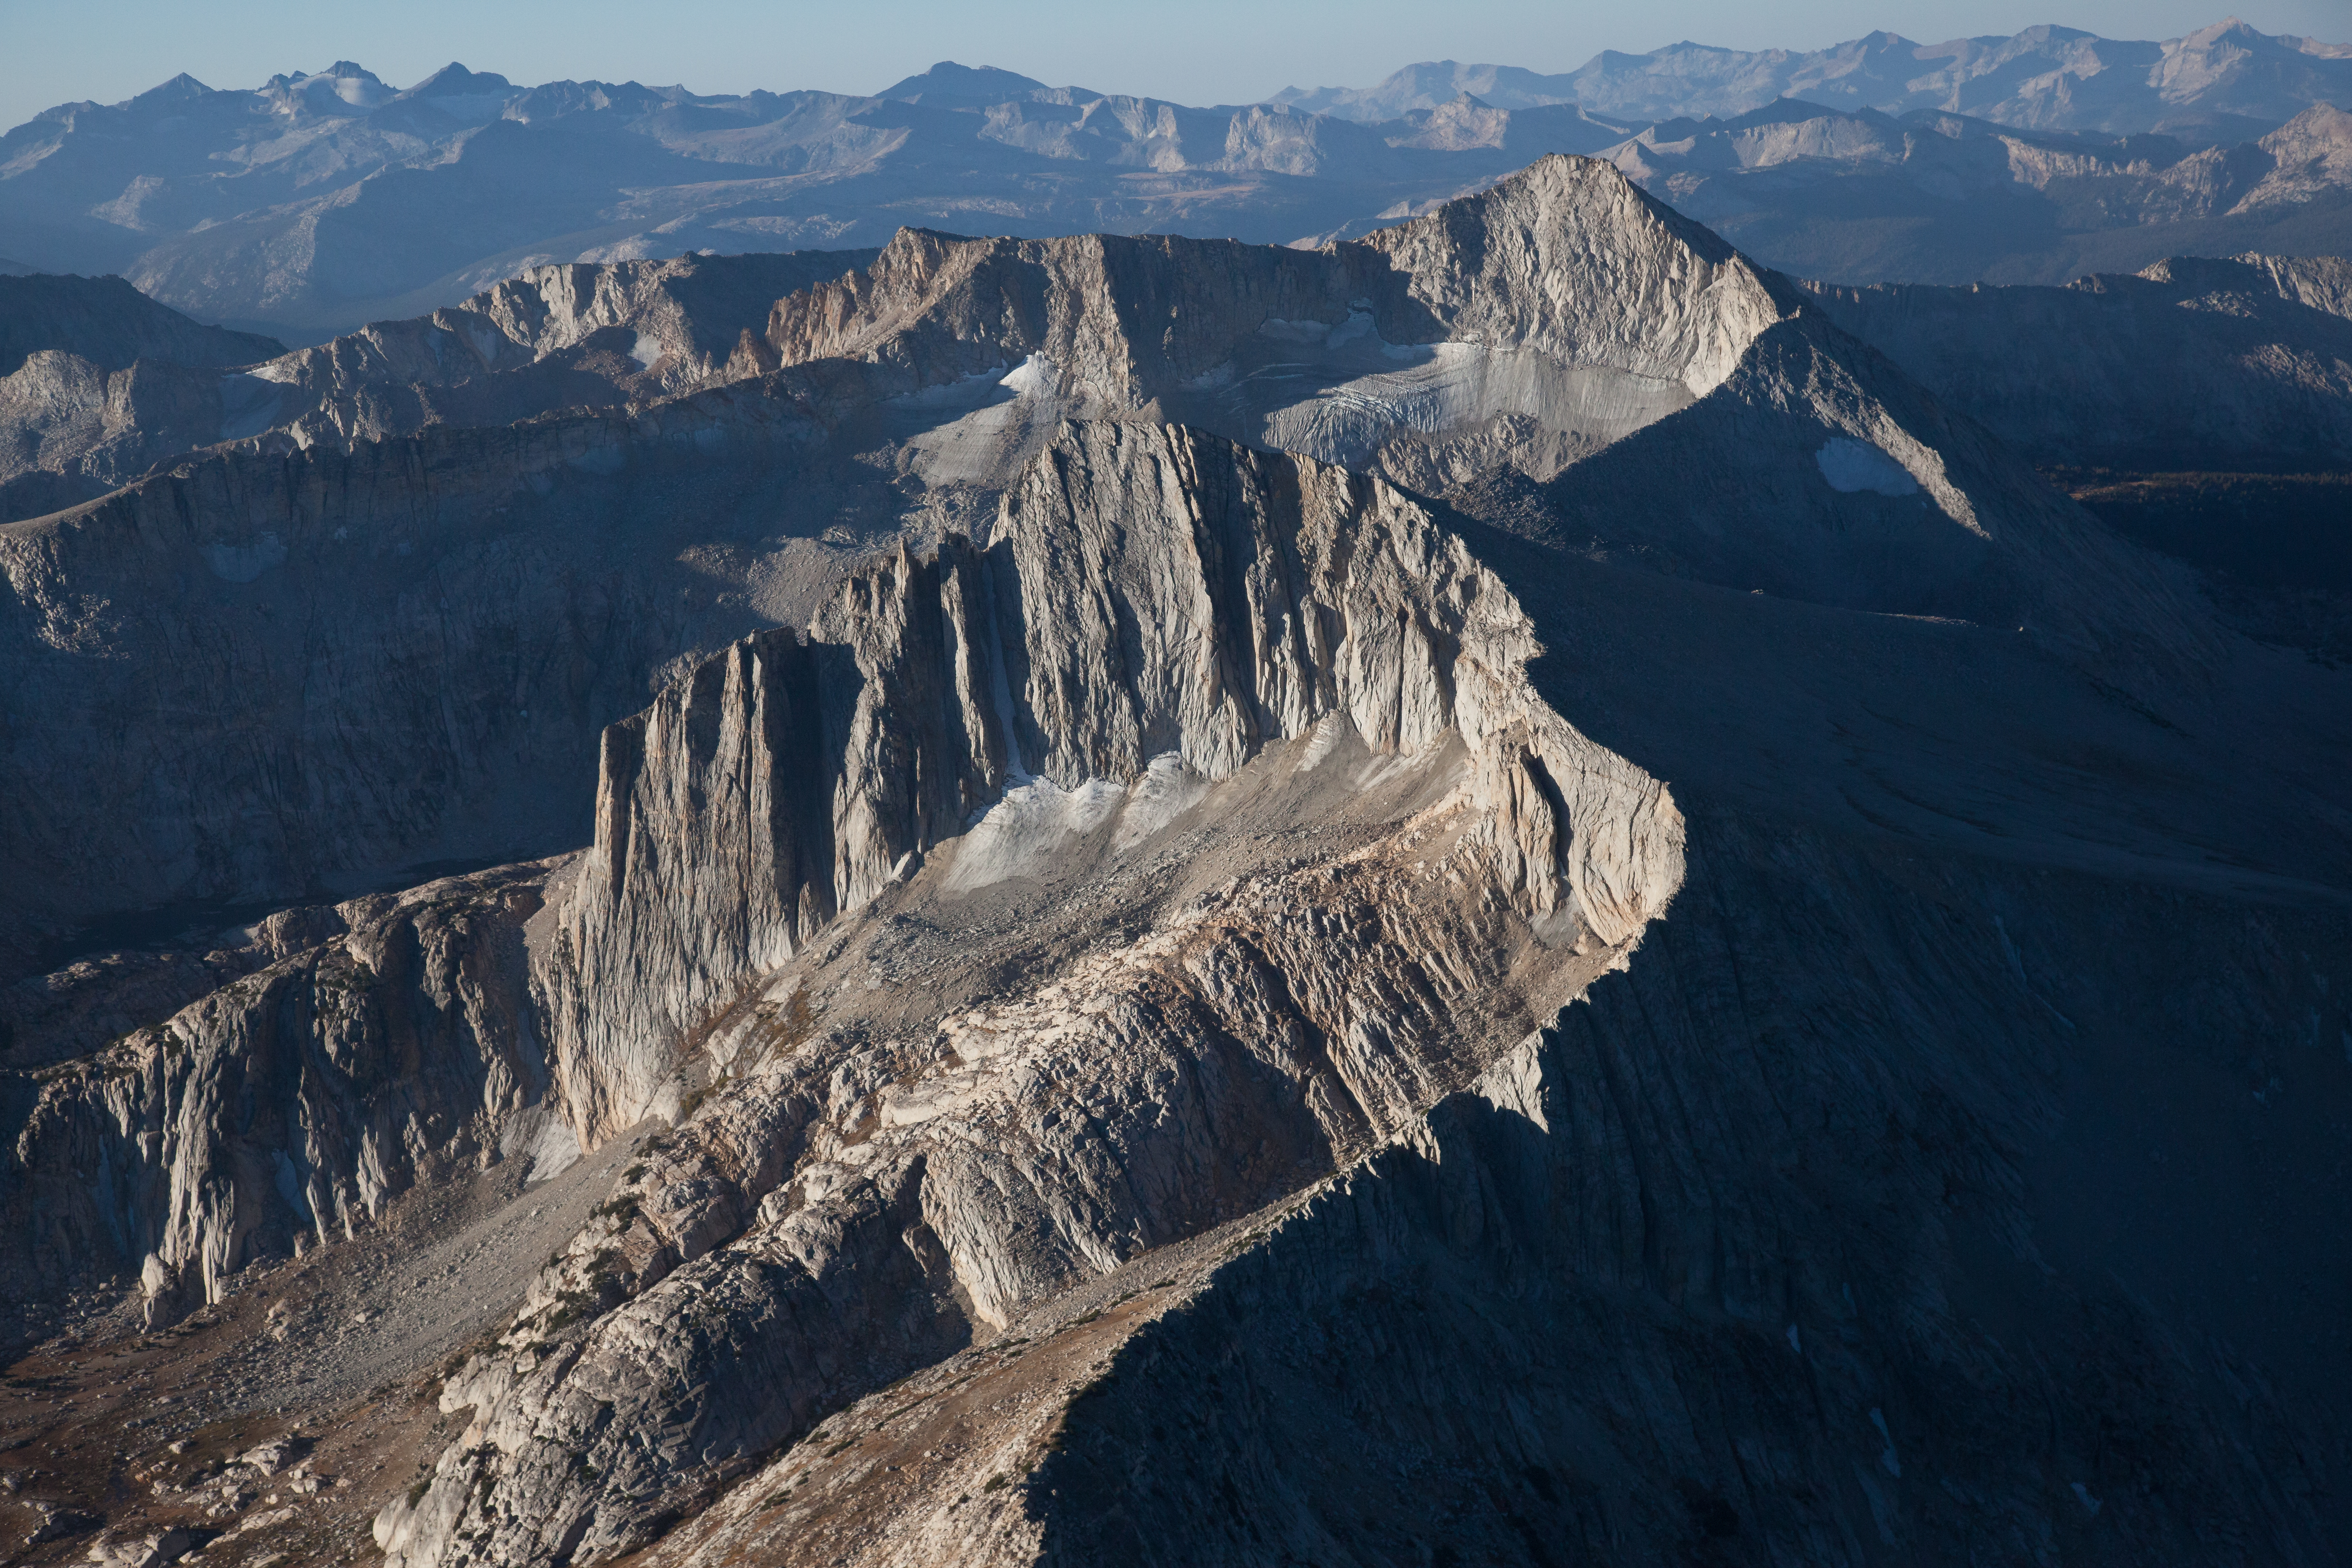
left=126, top=72, right=215, bottom=104
left=877, top=60, right=1050, bottom=104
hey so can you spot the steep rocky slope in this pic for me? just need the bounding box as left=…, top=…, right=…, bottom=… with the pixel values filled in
left=0, top=250, right=872, bottom=524
left=1803, top=252, right=2352, bottom=467
left=1, top=862, right=562, bottom=1334
left=0, top=153, right=2068, bottom=977
left=371, top=418, right=2345, bottom=1568
left=2, top=150, right=2349, bottom=1568
left=0, top=274, right=285, bottom=520
left=226, top=248, right=877, bottom=460
left=768, top=153, right=2210, bottom=662
left=367, top=422, right=1679, bottom=1568
left=762, top=153, right=1779, bottom=490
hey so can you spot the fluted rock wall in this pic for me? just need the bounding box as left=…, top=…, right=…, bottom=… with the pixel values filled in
left=0, top=383, right=828, bottom=981
left=374, top=417, right=1682, bottom=1567
left=540, top=418, right=1681, bottom=1147
left=0, top=864, right=557, bottom=1332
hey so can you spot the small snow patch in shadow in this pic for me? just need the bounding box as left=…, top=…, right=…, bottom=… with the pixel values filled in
left=1817, top=437, right=1919, bottom=496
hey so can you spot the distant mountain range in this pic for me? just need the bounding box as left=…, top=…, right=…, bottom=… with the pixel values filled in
left=1, top=20, right=2346, bottom=340
left=1276, top=18, right=2352, bottom=137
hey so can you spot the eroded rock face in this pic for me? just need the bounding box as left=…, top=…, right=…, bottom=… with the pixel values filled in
left=0, top=864, right=558, bottom=1329
left=0, top=251, right=874, bottom=526
left=765, top=154, right=2211, bottom=678
left=540, top=419, right=1681, bottom=1147
left=0, top=381, right=841, bottom=981
left=767, top=155, right=1790, bottom=489
left=0, top=152, right=2216, bottom=986
left=234, top=249, right=877, bottom=460
left=1013, top=830, right=2352, bottom=1566
left=6, top=147, right=2348, bottom=1568
left=372, top=416, right=1681, bottom=1568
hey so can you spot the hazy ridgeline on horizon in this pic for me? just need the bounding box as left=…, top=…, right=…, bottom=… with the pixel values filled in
left=1, top=15, right=2348, bottom=341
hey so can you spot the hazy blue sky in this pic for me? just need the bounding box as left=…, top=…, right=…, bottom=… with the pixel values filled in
left=2, top=0, right=2343, bottom=130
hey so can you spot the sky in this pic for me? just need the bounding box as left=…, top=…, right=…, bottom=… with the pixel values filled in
left=1, top=0, right=2345, bottom=131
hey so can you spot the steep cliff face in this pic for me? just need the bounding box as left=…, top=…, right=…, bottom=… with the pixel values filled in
left=764, top=155, right=2208, bottom=673
left=538, top=419, right=1679, bottom=1147
left=0, top=153, right=2210, bottom=989
left=585, top=810, right=2352, bottom=1568
left=5, top=149, right=2349, bottom=1568
left=370, top=417, right=1682, bottom=1568
left=0, top=380, right=846, bottom=982
left=0, top=863, right=559, bottom=1336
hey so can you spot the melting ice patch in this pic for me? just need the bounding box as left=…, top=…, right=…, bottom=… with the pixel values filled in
left=1112, top=754, right=1210, bottom=851
left=945, top=775, right=1125, bottom=891
left=1816, top=437, right=1921, bottom=496
left=998, top=353, right=1057, bottom=397
left=892, top=362, right=1013, bottom=410
left=218, top=372, right=284, bottom=440
left=946, top=753, right=1207, bottom=888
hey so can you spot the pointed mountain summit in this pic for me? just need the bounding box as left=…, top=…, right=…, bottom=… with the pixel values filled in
left=126, top=72, right=215, bottom=107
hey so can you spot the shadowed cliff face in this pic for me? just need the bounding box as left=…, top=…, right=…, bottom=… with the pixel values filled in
left=371, top=419, right=1683, bottom=1568
left=1803, top=253, right=2352, bottom=471
left=0, top=863, right=560, bottom=1336
left=0, top=377, right=910, bottom=983
left=1, top=149, right=2349, bottom=1568
left=985, top=826, right=2352, bottom=1568
left=536, top=419, right=1681, bottom=1150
